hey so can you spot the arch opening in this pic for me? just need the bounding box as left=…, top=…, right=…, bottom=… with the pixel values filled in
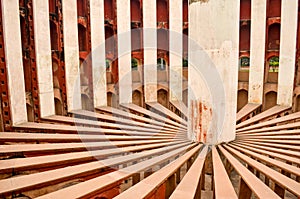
left=264, top=91, right=277, bottom=110
left=132, top=90, right=142, bottom=107
left=107, top=92, right=118, bottom=108
left=54, top=97, right=63, bottom=115
left=26, top=104, right=34, bottom=122
left=81, top=94, right=93, bottom=111
left=266, top=56, right=279, bottom=83
left=157, top=89, right=169, bottom=108
left=237, top=89, right=248, bottom=112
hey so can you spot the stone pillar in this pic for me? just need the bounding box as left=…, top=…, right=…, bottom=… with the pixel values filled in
left=62, top=0, right=81, bottom=111
left=32, top=0, right=55, bottom=117
left=248, top=0, right=267, bottom=104
left=188, top=0, right=239, bottom=144
left=277, top=0, right=298, bottom=106
left=90, top=0, right=107, bottom=107
left=117, top=0, right=132, bottom=104
left=169, top=0, right=183, bottom=102
left=143, top=0, right=157, bottom=103
left=1, top=0, right=27, bottom=125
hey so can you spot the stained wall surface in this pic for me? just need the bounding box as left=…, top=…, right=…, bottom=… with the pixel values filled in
left=188, top=0, right=239, bottom=143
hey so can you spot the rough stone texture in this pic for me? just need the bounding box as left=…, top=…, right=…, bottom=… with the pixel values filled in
left=1, top=0, right=27, bottom=125
left=169, top=0, right=183, bottom=102
left=188, top=0, right=239, bottom=144
left=143, top=1, right=157, bottom=103
left=32, top=0, right=55, bottom=117
left=90, top=0, right=107, bottom=107
left=62, top=0, right=82, bottom=111
left=117, top=0, right=132, bottom=104
left=190, top=0, right=209, bottom=4
left=248, top=0, right=267, bottom=104
left=277, top=0, right=298, bottom=106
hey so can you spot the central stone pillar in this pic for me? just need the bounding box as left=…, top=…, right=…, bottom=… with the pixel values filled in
left=188, top=0, right=239, bottom=144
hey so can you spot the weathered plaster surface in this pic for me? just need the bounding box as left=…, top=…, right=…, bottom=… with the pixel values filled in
left=188, top=0, right=239, bottom=144
left=190, top=0, right=209, bottom=4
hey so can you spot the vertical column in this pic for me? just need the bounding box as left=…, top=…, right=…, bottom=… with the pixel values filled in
left=143, top=0, right=157, bottom=103
left=117, top=0, right=132, bottom=104
left=248, top=0, right=267, bottom=104
left=1, top=0, right=27, bottom=124
left=169, top=0, right=183, bottom=102
left=277, top=0, right=298, bottom=106
left=32, top=0, right=55, bottom=117
left=62, top=0, right=81, bottom=111
left=188, top=0, right=239, bottom=143
left=90, top=0, right=107, bottom=107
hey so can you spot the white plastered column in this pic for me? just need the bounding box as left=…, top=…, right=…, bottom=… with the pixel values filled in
left=188, top=0, right=239, bottom=144
left=90, top=0, right=107, bottom=107
left=169, top=0, right=183, bottom=102
left=32, top=0, right=55, bottom=117
left=1, top=0, right=27, bottom=124
left=277, top=0, right=298, bottom=106
left=143, top=0, right=157, bottom=103
left=62, top=0, right=81, bottom=111
left=248, top=0, right=267, bottom=104
left=117, top=0, right=132, bottom=104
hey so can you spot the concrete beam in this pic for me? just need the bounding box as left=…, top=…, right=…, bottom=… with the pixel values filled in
left=1, top=0, right=27, bottom=125
left=32, top=0, right=55, bottom=117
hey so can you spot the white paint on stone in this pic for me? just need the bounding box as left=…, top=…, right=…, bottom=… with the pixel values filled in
left=90, top=0, right=107, bottom=107
left=277, top=0, right=298, bottom=106
left=62, top=0, right=82, bottom=111
left=1, top=0, right=27, bottom=124
left=32, top=0, right=55, bottom=117
left=188, top=0, right=239, bottom=144
left=143, top=0, right=157, bottom=103
left=169, top=0, right=183, bottom=102
left=248, top=0, right=267, bottom=104
left=117, top=0, right=132, bottom=104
